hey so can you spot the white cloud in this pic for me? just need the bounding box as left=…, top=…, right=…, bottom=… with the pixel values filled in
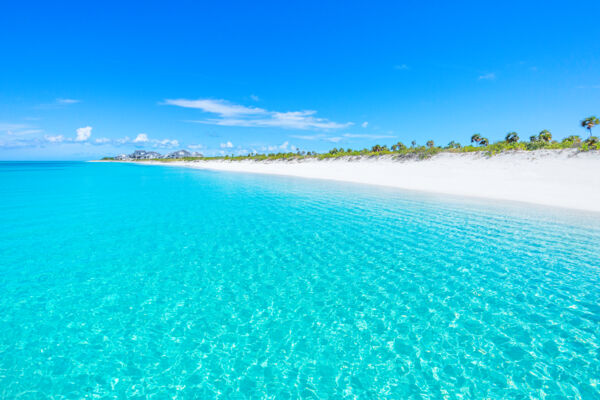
left=262, top=141, right=294, bottom=152
left=188, top=144, right=203, bottom=149
left=45, top=135, right=65, bottom=143
left=1, top=128, right=181, bottom=149
left=163, top=98, right=266, bottom=116
left=92, top=134, right=179, bottom=148
left=155, top=139, right=179, bottom=148
left=75, top=126, right=92, bottom=141
left=56, top=98, right=80, bottom=104
left=361, top=121, right=368, bottom=128
left=166, top=98, right=352, bottom=130
left=478, top=73, right=496, bottom=80
left=133, top=133, right=149, bottom=143
left=220, top=141, right=234, bottom=148
left=394, top=64, right=409, bottom=70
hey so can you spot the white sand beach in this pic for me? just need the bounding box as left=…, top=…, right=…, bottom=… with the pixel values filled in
left=134, top=149, right=600, bottom=212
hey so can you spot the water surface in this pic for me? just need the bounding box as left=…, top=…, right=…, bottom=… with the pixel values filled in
left=0, top=161, right=599, bottom=399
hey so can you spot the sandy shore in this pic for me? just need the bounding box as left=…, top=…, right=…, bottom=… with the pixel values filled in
left=110, top=149, right=600, bottom=212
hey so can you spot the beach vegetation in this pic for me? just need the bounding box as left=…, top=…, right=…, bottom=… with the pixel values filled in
left=391, top=142, right=406, bottom=151
left=581, top=116, right=599, bottom=137
left=562, top=135, right=582, bottom=147
left=505, top=132, right=519, bottom=143
left=539, top=130, right=552, bottom=142
left=111, top=116, right=599, bottom=162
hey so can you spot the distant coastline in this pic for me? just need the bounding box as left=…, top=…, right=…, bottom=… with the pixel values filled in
left=96, top=149, right=600, bottom=213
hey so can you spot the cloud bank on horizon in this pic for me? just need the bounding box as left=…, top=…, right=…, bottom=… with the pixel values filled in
left=0, top=96, right=363, bottom=157
left=1, top=124, right=180, bottom=151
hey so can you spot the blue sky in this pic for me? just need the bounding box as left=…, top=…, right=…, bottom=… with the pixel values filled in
left=1, top=1, right=599, bottom=160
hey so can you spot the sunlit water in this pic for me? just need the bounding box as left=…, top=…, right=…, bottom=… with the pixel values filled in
left=0, top=161, right=599, bottom=399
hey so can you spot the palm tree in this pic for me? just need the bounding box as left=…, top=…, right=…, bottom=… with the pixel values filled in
left=411, top=140, right=417, bottom=148
left=471, top=134, right=482, bottom=144
left=529, top=135, right=538, bottom=143
left=505, top=132, right=519, bottom=143
left=371, top=144, right=383, bottom=152
left=538, top=130, right=552, bottom=142
left=426, top=140, right=434, bottom=148
left=391, top=141, right=406, bottom=151
left=581, top=116, right=599, bottom=138
left=447, top=141, right=461, bottom=149
left=479, top=137, right=489, bottom=146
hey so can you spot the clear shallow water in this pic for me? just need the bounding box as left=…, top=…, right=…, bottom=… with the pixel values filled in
left=0, top=161, right=599, bottom=399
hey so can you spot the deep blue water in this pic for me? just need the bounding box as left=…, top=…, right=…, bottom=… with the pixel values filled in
left=0, top=161, right=599, bottom=399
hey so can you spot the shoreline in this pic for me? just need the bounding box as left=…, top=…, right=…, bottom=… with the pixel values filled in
left=97, top=149, right=600, bottom=213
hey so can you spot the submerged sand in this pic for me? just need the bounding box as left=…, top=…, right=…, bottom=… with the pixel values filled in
left=115, top=149, right=600, bottom=213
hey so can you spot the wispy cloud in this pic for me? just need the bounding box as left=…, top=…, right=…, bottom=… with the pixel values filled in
left=163, top=98, right=266, bottom=117
left=188, top=144, right=204, bottom=150
left=165, top=98, right=352, bottom=130
left=35, top=98, right=81, bottom=109
left=56, top=98, right=80, bottom=104
left=290, top=134, right=342, bottom=142
left=45, top=135, right=65, bottom=143
left=250, top=94, right=260, bottom=101
left=576, top=85, right=600, bottom=89
left=394, top=64, right=410, bottom=70
left=361, top=121, right=368, bottom=128
left=0, top=137, right=46, bottom=149
left=0, top=123, right=42, bottom=136
left=220, top=141, right=234, bottom=148
left=478, top=73, right=496, bottom=80
left=343, top=133, right=395, bottom=139
left=291, top=132, right=395, bottom=142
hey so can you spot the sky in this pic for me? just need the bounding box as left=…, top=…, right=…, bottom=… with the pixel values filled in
left=1, top=0, right=599, bottom=160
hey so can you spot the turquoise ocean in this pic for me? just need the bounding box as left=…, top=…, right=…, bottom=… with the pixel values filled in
left=0, top=161, right=599, bottom=399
